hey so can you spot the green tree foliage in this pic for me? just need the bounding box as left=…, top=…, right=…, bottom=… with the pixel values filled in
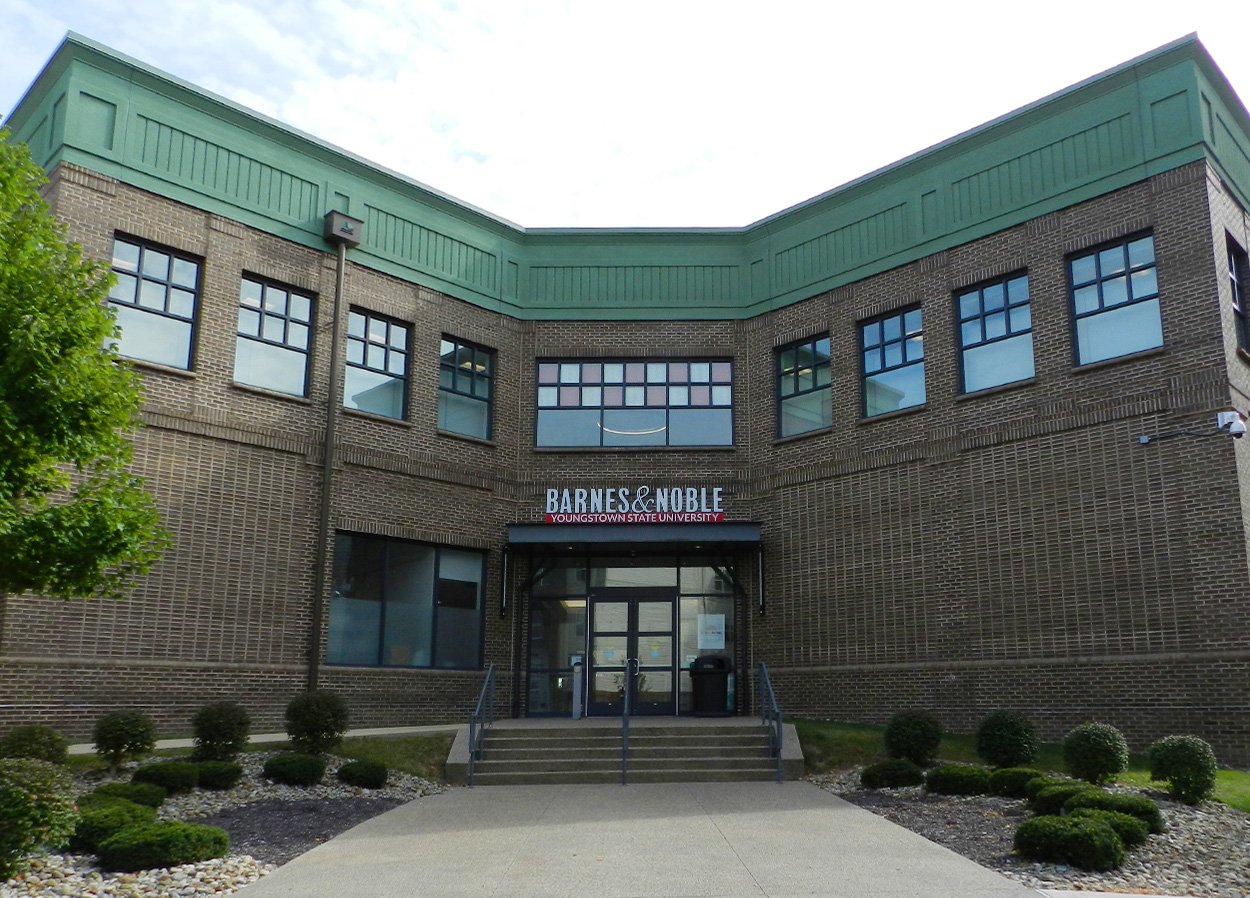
left=0, top=131, right=167, bottom=599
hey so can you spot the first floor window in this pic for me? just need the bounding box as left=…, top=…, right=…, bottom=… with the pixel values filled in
left=1229, top=234, right=1249, bottom=354
left=958, top=274, right=1034, bottom=393
left=345, top=309, right=408, bottom=419
left=776, top=335, right=832, bottom=437
left=439, top=337, right=494, bottom=439
left=328, top=533, right=485, bottom=669
left=536, top=359, right=733, bottom=447
left=1070, top=233, right=1162, bottom=365
left=234, top=275, right=313, bottom=396
left=108, top=236, right=200, bottom=369
left=862, top=307, right=924, bottom=417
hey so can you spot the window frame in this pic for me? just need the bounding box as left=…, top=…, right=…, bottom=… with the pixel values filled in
left=775, top=334, right=832, bottom=438
left=233, top=273, right=315, bottom=397
left=1067, top=231, right=1162, bottom=366
left=438, top=336, right=495, bottom=440
left=1228, top=234, right=1249, bottom=355
left=955, top=271, right=1034, bottom=394
left=860, top=305, right=925, bottom=418
left=107, top=234, right=202, bottom=370
left=344, top=307, right=410, bottom=420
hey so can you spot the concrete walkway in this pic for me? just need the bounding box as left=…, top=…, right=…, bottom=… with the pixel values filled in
left=240, top=781, right=1042, bottom=898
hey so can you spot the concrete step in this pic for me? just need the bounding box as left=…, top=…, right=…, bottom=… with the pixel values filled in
left=469, top=767, right=780, bottom=785
left=484, top=745, right=773, bottom=761
left=475, top=755, right=774, bottom=773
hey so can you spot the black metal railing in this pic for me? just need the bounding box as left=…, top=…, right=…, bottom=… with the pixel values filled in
left=467, top=662, right=497, bottom=787
left=621, top=658, right=637, bottom=785
left=757, top=661, right=783, bottom=783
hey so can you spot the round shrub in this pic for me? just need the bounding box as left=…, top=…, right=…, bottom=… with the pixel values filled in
left=0, top=758, right=79, bottom=880
left=91, top=781, right=166, bottom=808
left=1063, top=790, right=1165, bottom=834
left=1148, top=735, right=1217, bottom=805
left=1066, top=808, right=1149, bottom=848
left=1030, top=783, right=1100, bottom=816
left=883, top=711, right=942, bottom=767
left=0, top=725, right=68, bottom=765
left=263, top=752, right=326, bottom=786
left=924, top=763, right=991, bottom=795
left=1063, top=722, right=1129, bottom=784
left=70, top=799, right=156, bottom=852
left=1013, top=814, right=1125, bottom=871
left=285, top=690, right=349, bottom=755
left=97, top=820, right=229, bottom=872
left=337, top=759, right=388, bottom=789
left=989, top=767, right=1046, bottom=798
left=93, top=711, right=156, bottom=771
left=1024, top=774, right=1075, bottom=800
left=975, top=710, right=1039, bottom=768
left=859, top=758, right=924, bottom=789
left=195, top=761, right=243, bottom=791
left=191, top=702, right=251, bottom=762
left=132, top=760, right=199, bottom=795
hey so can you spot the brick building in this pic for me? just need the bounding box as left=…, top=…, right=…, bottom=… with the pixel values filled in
left=3, top=33, right=1250, bottom=764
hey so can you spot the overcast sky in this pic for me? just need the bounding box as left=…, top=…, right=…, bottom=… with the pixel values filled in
left=3, top=1, right=1249, bottom=228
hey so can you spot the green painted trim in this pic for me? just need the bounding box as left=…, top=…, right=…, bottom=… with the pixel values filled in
left=5, top=33, right=1249, bottom=321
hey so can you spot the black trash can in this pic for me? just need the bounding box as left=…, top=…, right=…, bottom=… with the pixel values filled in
left=689, top=655, right=731, bottom=717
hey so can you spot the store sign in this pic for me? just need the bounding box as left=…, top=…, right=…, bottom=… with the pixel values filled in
left=544, top=485, right=725, bottom=524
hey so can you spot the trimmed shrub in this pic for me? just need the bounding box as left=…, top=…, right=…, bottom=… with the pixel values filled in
left=1064, top=790, right=1165, bottom=835
left=975, top=710, right=1039, bottom=768
left=883, top=711, right=942, bottom=767
left=924, top=764, right=991, bottom=796
left=285, top=690, right=349, bottom=755
left=0, top=758, right=79, bottom=880
left=989, top=767, right=1046, bottom=798
left=132, top=761, right=199, bottom=795
left=1148, top=735, right=1217, bottom=805
left=337, top=759, right=388, bottom=789
left=1030, top=783, right=1100, bottom=816
left=70, top=799, right=156, bottom=852
left=191, top=702, right=251, bottom=762
left=263, top=752, right=326, bottom=786
left=195, top=761, right=243, bottom=791
left=97, top=821, right=229, bottom=872
left=859, top=758, right=925, bottom=789
left=1063, top=722, right=1129, bottom=785
left=1013, top=814, right=1125, bottom=871
left=1067, top=808, right=1149, bottom=848
left=91, top=781, right=166, bottom=808
left=93, top=711, right=156, bottom=772
left=0, top=725, right=69, bottom=765
left=1023, top=775, right=1075, bottom=800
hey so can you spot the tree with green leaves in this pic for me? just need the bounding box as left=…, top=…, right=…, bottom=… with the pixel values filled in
left=0, top=130, right=167, bottom=600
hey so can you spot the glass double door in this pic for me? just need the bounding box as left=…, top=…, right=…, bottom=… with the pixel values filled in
left=587, top=587, right=676, bottom=716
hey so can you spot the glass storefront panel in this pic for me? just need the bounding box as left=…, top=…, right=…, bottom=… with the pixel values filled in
left=528, top=599, right=586, bottom=670
left=527, top=672, right=577, bottom=715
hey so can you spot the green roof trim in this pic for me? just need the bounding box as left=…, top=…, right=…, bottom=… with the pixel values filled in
left=6, top=33, right=1249, bottom=321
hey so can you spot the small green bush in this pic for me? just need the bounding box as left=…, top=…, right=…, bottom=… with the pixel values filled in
left=883, top=711, right=942, bottom=767
left=859, top=758, right=925, bottom=789
left=91, top=781, right=166, bottom=808
left=195, top=761, right=243, bottom=791
left=989, top=767, right=1046, bottom=798
left=0, top=725, right=68, bottom=765
left=285, top=690, right=350, bottom=755
left=263, top=752, right=326, bottom=786
left=191, top=702, right=251, bottom=762
left=1066, top=808, right=1149, bottom=848
left=1063, top=790, right=1165, bottom=834
left=70, top=799, right=156, bottom=852
left=1014, top=814, right=1125, bottom=871
left=1023, top=774, right=1075, bottom=800
left=1148, top=735, right=1217, bottom=805
left=975, top=710, right=1039, bottom=768
left=132, top=761, right=199, bottom=795
left=0, top=758, right=79, bottom=880
left=336, top=759, right=388, bottom=789
left=1030, top=783, right=1100, bottom=816
left=1063, top=722, right=1129, bottom=784
left=924, top=764, right=991, bottom=795
left=97, top=821, right=229, bottom=872
left=93, top=711, right=156, bottom=772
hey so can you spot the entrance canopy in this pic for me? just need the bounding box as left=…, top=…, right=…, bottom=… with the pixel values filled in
left=506, top=522, right=761, bottom=554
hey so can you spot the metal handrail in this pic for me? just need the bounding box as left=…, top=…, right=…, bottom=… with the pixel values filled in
left=757, top=661, right=783, bottom=783
left=621, top=658, right=636, bottom=785
left=467, top=662, right=497, bottom=787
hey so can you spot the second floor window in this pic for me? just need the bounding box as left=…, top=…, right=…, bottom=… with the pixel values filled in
left=862, top=307, right=924, bottom=417
left=345, top=310, right=408, bottom=420
left=958, top=274, right=1034, bottom=393
left=776, top=336, right=832, bottom=437
left=1070, top=234, right=1161, bottom=365
left=439, top=338, right=494, bottom=440
left=108, top=237, right=200, bottom=370
left=234, top=276, right=313, bottom=397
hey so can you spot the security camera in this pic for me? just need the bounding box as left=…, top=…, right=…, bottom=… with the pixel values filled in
left=1217, top=411, right=1246, bottom=439
left=1232, top=418, right=1247, bottom=439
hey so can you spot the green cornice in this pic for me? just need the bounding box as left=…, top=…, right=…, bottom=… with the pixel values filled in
left=5, top=33, right=1248, bottom=320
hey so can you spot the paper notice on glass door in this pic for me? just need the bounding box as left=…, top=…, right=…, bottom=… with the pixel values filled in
left=697, top=614, right=725, bottom=650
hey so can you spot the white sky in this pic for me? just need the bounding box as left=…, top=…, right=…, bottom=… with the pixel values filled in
left=2, top=1, right=1249, bottom=228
